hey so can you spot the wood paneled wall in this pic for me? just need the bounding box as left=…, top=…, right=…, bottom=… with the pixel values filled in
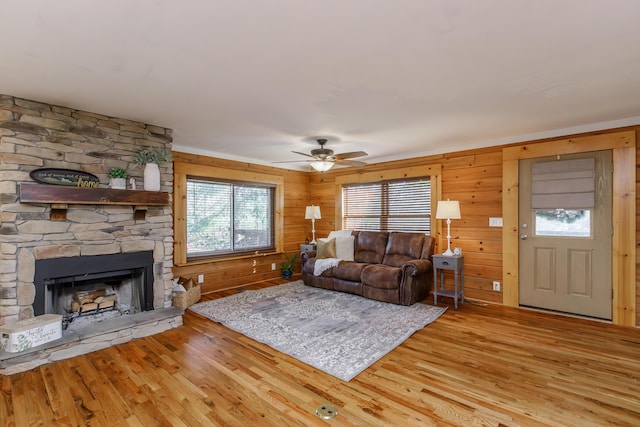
left=172, top=152, right=309, bottom=293
left=636, top=133, right=640, bottom=327
left=309, top=149, right=504, bottom=304
left=310, top=127, right=638, bottom=319
left=171, top=126, right=639, bottom=327
left=441, top=150, right=504, bottom=303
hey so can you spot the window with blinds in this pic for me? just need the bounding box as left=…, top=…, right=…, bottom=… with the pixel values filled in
left=342, top=178, right=431, bottom=233
left=186, top=177, right=275, bottom=259
left=531, top=158, right=595, bottom=238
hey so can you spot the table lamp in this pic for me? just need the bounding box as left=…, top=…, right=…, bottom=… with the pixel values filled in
left=435, top=200, right=461, bottom=256
left=305, top=205, right=321, bottom=244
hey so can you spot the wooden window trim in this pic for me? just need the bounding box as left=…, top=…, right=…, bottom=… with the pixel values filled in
left=335, top=164, right=442, bottom=247
left=173, top=162, right=284, bottom=266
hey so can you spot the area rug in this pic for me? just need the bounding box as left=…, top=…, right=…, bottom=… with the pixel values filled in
left=189, top=281, right=447, bottom=381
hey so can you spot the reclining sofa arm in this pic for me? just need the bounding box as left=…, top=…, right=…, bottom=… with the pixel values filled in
left=399, top=258, right=434, bottom=305
left=301, top=249, right=316, bottom=265
left=401, top=259, right=432, bottom=276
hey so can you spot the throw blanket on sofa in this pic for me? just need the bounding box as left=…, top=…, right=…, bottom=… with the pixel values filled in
left=314, top=258, right=341, bottom=276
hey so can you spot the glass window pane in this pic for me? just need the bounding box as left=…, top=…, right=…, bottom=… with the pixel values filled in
left=535, top=209, right=591, bottom=237
left=187, top=181, right=232, bottom=255
left=234, top=186, right=272, bottom=250
left=186, top=179, right=275, bottom=258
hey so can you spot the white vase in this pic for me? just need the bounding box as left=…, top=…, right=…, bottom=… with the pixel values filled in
left=143, top=163, right=161, bottom=191
left=109, top=178, right=127, bottom=189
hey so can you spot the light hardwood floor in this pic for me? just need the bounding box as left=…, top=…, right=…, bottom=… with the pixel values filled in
left=2, top=279, right=639, bottom=426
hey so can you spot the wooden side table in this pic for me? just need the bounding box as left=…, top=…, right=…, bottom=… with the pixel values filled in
left=432, top=254, right=464, bottom=309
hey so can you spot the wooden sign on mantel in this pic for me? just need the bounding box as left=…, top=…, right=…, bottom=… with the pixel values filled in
left=19, top=183, right=169, bottom=221
left=29, top=168, right=100, bottom=188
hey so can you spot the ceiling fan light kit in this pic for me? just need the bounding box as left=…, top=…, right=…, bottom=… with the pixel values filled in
left=310, top=160, right=335, bottom=172
left=276, top=137, right=369, bottom=172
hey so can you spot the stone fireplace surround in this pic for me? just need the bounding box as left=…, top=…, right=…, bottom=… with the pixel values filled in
left=0, top=95, right=181, bottom=374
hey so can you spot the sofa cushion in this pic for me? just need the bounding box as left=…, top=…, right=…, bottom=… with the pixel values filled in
left=361, top=264, right=402, bottom=289
left=335, top=235, right=355, bottom=261
left=316, top=238, right=337, bottom=258
left=333, top=261, right=367, bottom=282
left=382, top=232, right=427, bottom=267
left=302, top=258, right=336, bottom=276
left=354, top=231, right=388, bottom=264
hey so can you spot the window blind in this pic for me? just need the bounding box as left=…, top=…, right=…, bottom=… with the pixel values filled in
left=531, top=158, right=595, bottom=209
left=186, top=178, right=275, bottom=259
left=342, top=178, right=431, bottom=233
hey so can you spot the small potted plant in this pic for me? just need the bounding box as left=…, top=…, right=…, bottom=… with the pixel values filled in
left=132, top=147, right=172, bottom=191
left=280, top=252, right=297, bottom=280
left=108, top=168, right=129, bottom=189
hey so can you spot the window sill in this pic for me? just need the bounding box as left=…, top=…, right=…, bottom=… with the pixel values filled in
left=175, top=250, right=280, bottom=267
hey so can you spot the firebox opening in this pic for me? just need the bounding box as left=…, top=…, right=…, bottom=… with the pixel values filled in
left=34, top=251, right=154, bottom=330
left=44, top=268, right=145, bottom=329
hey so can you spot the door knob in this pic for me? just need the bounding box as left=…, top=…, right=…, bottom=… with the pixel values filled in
left=520, top=234, right=528, bottom=240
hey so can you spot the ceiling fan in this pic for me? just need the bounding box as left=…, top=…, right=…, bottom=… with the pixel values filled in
left=276, top=138, right=368, bottom=172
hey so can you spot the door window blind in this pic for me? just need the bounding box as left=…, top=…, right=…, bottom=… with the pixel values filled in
left=531, top=158, right=595, bottom=209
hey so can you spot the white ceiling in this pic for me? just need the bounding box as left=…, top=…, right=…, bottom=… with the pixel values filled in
left=2, top=1, right=640, bottom=171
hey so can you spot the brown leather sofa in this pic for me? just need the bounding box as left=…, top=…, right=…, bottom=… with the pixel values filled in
left=301, top=231, right=435, bottom=305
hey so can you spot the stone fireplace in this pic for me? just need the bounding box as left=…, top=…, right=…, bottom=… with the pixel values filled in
left=0, top=95, right=181, bottom=374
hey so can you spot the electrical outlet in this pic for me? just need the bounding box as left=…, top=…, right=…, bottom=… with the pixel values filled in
left=198, top=274, right=204, bottom=283
left=493, top=280, right=501, bottom=291
left=489, top=217, right=503, bottom=227
left=271, top=263, right=276, bottom=271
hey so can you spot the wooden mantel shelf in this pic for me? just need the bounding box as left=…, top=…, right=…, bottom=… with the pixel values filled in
left=19, top=183, right=169, bottom=220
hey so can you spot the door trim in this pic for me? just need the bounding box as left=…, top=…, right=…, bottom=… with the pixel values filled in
left=502, top=131, right=636, bottom=326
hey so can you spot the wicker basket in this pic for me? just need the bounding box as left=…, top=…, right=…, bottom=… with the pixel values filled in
left=172, top=277, right=201, bottom=309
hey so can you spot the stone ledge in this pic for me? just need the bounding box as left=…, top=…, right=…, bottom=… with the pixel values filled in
left=0, top=307, right=183, bottom=376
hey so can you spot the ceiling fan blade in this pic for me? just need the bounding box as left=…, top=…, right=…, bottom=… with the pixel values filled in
left=291, top=151, right=316, bottom=158
left=335, top=159, right=367, bottom=167
left=271, top=159, right=313, bottom=164
left=334, top=151, right=368, bottom=160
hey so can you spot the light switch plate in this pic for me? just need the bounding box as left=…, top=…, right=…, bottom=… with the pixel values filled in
left=489, top=217, right=503, bottom=227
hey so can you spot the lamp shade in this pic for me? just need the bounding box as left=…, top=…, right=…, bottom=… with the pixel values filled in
left=310, top=160, right=335, bottom=172
left=305, top=205, right=321, bottom=220
left=435, top=200, right=461, bottom=219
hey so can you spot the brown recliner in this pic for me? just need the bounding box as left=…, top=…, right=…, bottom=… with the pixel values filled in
left=301, top=231, right=435, bottom=305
